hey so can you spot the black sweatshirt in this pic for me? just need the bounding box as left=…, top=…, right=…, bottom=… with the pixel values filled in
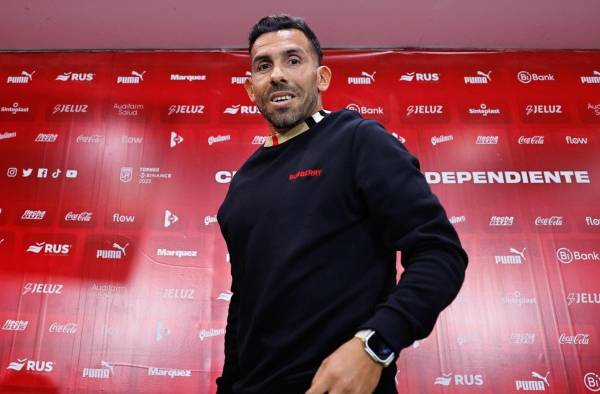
left=216, top=109, right=468, bottom=393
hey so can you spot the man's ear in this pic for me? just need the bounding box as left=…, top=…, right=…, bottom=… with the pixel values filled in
left=244, top=77, right=255, bottom=102
left=316, top=65, right=332, bottom=93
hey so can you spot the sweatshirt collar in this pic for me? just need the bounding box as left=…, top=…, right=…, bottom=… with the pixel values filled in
left=264, top=109, right=330, bottom=147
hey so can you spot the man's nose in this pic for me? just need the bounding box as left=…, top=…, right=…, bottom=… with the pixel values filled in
left=270, top=63, right=287, bottom=84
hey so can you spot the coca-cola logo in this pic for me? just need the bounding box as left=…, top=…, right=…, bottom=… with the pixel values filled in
left=558, top=333, right=590, bottom=345
left=518, top=136, right=545, bottom=144
left=64, top=211, right=93, bottom=222
left=48, top=322, right=78, bottom=334
left=535, top=216, right=563, bottom=226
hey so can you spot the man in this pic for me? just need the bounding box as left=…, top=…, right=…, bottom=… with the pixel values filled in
left=216, top=15, right=468, bottom=394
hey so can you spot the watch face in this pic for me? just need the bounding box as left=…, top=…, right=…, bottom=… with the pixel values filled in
left=367, top=333, right=394, bottom=359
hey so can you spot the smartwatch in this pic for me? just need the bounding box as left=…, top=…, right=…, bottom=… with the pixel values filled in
left=354, top=329, right=395, bottom=367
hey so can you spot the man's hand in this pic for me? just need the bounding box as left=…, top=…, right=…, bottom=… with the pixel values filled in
left=305, top=337, right=383, bottom=394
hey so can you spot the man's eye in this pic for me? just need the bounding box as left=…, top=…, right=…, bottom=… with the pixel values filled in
left=257, top=63, right=271, bottom=71
left=289, top=58, right=301, bottom=65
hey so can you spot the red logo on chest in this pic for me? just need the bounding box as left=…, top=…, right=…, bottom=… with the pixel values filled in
left=289, top=169, right=323, bottom=181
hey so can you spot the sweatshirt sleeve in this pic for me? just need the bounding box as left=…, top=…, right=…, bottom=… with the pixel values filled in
left=352, top=119, right=468, bottom=354
left=215, top=264, right=241, bottom=393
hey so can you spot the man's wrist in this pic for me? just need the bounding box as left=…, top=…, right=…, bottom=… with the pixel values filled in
left=354, top=329, right=395, bottom=367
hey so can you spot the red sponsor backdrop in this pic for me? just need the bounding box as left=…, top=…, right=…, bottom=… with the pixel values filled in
left=0, top=51, right=599, bottom=393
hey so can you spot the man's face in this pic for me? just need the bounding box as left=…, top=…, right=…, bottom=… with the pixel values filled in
left=245, top=29, right=330, bottom=133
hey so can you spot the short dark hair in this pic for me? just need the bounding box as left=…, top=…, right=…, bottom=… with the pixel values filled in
left=248, top=15, right=323, bottom=65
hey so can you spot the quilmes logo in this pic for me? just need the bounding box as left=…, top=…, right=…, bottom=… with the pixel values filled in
left=515, top=371, right=550, bottom=391
left=231, top=71, right=251, bottom=85
left=170, top=74, right=206, bottom=82
left=204, top=215, right=217, bottom=226
left=223, top=104, right=259, bottom=115
left=0, top=131, right=17, bottom=141
left=567, top=292, right=600, bottom=306
left=434, top=372, right=484, bottom=386
left=56, top=72, right=94, bottom=82
left=252, top=135, right=267, bottom=145
left=346, top=103, right=384, bottom=115
left=167, top=104, right=204, bottom=116
left=348, top=71, right=376, bottom=85
left=96, top=242, right=129, bottom=260
left=21, top=210, right=46, bottom=221
left=580, top=70, right=600, bottom=84
left=495, top=247, right=526, bottom=265
left=7, top=70, right=36, bottom=84
left=406, top=105, right=443, bottom=117
left=199, top=327, right=225, bottom=341
left=208, top=135, right=231, bottom=146
left=116, top=70, right=146, bottom=84
left=170, top=131, right=184, bottom=148
left=464, top=70, right=491, bottom=84
left=525, top=105, right=562, bottom=116
left=7, top=358, right=54, bottom=373
left=26, top=242, right=71, bottom=256
left=399, top=72, right=440, bottom=82
left=82, top=361, right=113, bottom=379
left=164, top=210, right=179, bottom=228
left=34, top=133, right=58, bottom=143
left=556, top=247, right=599, bottom=264
left=22, top=282, right=63, bottom=295
left=517, top=71, right=555, bottom=84
left=431, top=135, right=453, bottom=146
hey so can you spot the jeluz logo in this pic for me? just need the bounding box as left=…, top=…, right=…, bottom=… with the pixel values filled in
left=565, top=136, right=588, bottom=145
left=469, top=103, right=501, bottom=116
left=22, top=283, right=63, bottom=295
left=164, top=210, right=179, bottom=228
left=515, top=371, right=550, bottom=391
left=495, top=247, right=526, bottom=265
left=52, top=104, right=88, bottom=114
left=161, top=288, right=195, bottom=300
left=517, top=71, right=555, bottom=84
left=26, top=242, right=71, bottom=255
left=167, top=104, right=204, bottom=116
left=96, top=242, right=129, bottom=260
left=56, top=72, right=94, bottom=82
left=82, top=361, right=113, bottom=379
left=567, top=292, right=600, bottom=306
left=116, top=70, right=146, bottom=84
left=170, top=74, right=206, bottom=82
left=1, top=102, right=30, bottom=115
left=431, top=135, right=453, bottom=146
left=7, top=70, right=36, bottom=84
left=7, top=359, right=54, bottom=373
left=406, top=105, right=443, bottom=117
left=223, top=104, right=259, bottom=115
left=525, top=105, right=562, bottom=116
left=346, top=103, right=384, bottom=115
left=580, top=70, right=600, bottom=84
left=399, top=72, right=440, bottom=82
left=464, top=70, right=491, bottom=84
left=170, top=131, right=184, bottom=148
left=231, top=71, right=251, bottom=85
left=556, top=247, right=599, bottom=264
left=2, top=320, right=29, bottom=331
left=348, top=71, right=376, bottom=85
left=476, top=136, right=499, bottom=145
left=434, top=373, right=484, bottom=386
